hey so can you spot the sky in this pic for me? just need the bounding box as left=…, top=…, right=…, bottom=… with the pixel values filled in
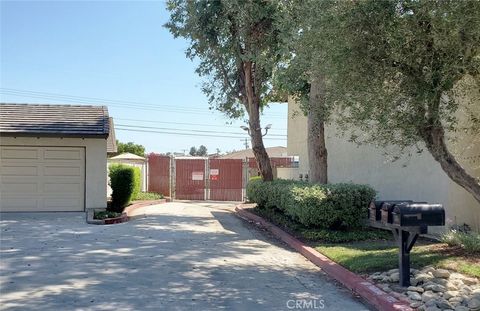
left=0, top=0, right=288, bottom=154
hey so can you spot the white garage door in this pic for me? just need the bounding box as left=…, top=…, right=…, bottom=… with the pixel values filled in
left=0, top=146, right=85, bottom=212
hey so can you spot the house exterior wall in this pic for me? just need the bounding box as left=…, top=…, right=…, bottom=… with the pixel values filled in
left=0, top=136, right=107, bottom=209
left=286, top=98, right=480, bottom=232
left=287, top=97, right=309, bottom=175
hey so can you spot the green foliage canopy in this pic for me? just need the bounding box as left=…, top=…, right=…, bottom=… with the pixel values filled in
left=307, top=0, right=480, bottom=150
left=165, top=0, right=286, bottom=117
left=189, top=145, right=208, bottom=156
left=116, top=141, right=146, bottom=157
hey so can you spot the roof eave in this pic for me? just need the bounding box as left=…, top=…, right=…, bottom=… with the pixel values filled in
left=0, top=132, right=109, bottom=139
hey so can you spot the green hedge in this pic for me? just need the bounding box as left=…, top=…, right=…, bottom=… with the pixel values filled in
left=108, top=164, right=141, bottom=212
left=247, top=179, right=376, bottom=230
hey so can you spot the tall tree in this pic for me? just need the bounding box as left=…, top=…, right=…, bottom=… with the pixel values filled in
left=189, top=145, right=208, bottom=156
left=307, top=77, right=328, bottom=183
left=309, top=0, right=480, bottom=203
left=197, top=145, right=208, bottom=156
left=273, top=0, right=331, bottom=183
left=116, top=141, right=145, bottom=157
left=165, top=0, right=287, bottom=181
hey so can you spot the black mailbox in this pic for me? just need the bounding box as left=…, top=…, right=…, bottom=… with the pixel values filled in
left=369, top=199, right=443, bottom=287
left=392, top=203, right=445, bottom=227
left=381, top=202, right=397, bottom=224
left=381, top=201, right=426, bottom=224
left=370, top=200, right=413, bottom=222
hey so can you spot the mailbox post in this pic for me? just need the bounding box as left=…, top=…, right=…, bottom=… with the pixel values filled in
left=369, top=201, right=445, bottom=287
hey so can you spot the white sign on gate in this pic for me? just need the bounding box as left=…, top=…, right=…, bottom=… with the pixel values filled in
left=192, top=171, right=204, bottom=181
left=210, top=169, right=219, bottom=176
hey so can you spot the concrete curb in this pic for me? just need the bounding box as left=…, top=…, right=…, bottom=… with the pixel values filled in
left=235, top=205, right=412, bottom=311
left=86, top=199, right=168, bottom=225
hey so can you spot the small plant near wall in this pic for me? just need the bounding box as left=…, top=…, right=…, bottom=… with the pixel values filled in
left=442, top=225, right=480, bottom=255
left=94, top=210, right=121, bottom=220
left=108, top=164, right=141, bottom=213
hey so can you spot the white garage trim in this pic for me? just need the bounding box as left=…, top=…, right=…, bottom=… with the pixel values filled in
left=0, top=146, right=86, bottom=212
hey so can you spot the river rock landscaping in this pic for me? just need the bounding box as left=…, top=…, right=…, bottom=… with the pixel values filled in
left=368, top=267, right=480, bottom=311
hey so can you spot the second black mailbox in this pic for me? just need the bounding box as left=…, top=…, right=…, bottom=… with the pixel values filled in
left=392, top=203, right=445, bottom=227
left=370, top=200, right=412, bottom=222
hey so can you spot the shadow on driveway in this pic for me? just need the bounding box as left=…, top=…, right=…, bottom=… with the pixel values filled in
left=0, top=203, right=368, bottom=311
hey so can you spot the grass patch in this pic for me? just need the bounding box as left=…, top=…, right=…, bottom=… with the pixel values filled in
left=314, top=241, right=480, bottom=278
left=94, top=210, right=122, bottom=220
left=134, top=192, right=164, bottom=200
left=248, top=205, right=480, bottom=278
left=250, top=206, right=391, bottom=243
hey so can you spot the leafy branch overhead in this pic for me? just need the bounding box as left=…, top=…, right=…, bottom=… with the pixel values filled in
left=165, top=0, right=286, bottom=117
left=304, top=0, right=480, bottom=203
left=165, top=0, right=289, bottom=181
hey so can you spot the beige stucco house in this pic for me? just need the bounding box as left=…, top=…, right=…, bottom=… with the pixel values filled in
left=218, top=146, right=288, bottom=159
left=286, top=94, right=480, bottom=232
left=0, top=103, right=113, bottom=212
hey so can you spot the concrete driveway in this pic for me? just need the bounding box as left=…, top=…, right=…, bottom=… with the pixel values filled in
left=0, top=202, right=368, bottom=311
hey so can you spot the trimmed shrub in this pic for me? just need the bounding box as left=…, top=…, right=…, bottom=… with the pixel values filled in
left=108, top=164, right=141, bottom=212
left=131, top=166, right=141, bottom=200
left=246, top=179, right=376, bottom=230
left=246, top=176, right=266, bottom=205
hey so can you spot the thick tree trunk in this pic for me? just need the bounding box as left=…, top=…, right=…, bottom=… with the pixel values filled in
left=307, top=77, right=328, bottom=184
left=249, top=108, right=274, bottom=181
left=243, top=61, right=273, bottom=181
left=423, top=126, right=480, bottom=204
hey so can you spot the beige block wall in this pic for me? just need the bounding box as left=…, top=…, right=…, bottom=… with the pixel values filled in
left=0, top=136, right=107, bottom=209
left=287, top=97, right=309, bottom=175
left=286, top=98, right=480, bottom=232
left=277, top=167, right=300, bottom=180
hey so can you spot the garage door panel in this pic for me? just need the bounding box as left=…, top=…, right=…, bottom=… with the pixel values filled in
left=1, top=198, right=39, bottom=210
left=1, top=165, right=38, bottom=176
left=44, top=198, right=82, bottom=208
left=1, top=148, right=38, bottom=159
left=1, top=182, right=37, bottom=194
left=0, top=146, right=85, bottom=212
left=44, top=149, right=82, bottom=160
left=44, top=165, right=82, bottom=176
left=44, top=182, right=82, bottom=193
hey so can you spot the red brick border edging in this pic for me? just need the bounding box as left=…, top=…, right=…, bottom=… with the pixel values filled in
left=124, top=199, right=168, bottom=216
left=235, top=205, right=412, bottom=311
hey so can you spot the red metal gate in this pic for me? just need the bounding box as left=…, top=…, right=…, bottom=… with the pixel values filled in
left=209, top=159, right=243, bottom=201
left=175, top=158, right=206, bottom=200
left=147, top=156, right=293, bottom=202
left=147, top=153, right=170, bottom=197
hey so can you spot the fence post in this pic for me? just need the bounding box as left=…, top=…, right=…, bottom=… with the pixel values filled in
left=205, top=158, right=210, bottom=200
left=170, top=156, right=175, bottom=200
left=242, top=159, right=248, bottom=201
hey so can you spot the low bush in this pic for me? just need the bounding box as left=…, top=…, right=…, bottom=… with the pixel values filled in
left=441, top=229, right=480, bottom=254
left=245, top=176, right=266, bottom=205
left=252, top=206, right=391, bottom=243
left=247, top=179, right=376, bottom=230
left=108, top=164, right=141, bottom=212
